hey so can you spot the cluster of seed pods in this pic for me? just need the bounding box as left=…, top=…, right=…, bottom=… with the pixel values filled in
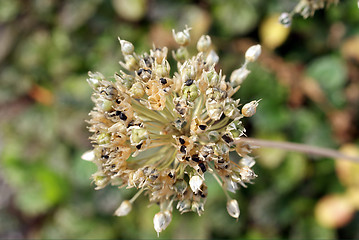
left=83, top=27, right=261, bottom=236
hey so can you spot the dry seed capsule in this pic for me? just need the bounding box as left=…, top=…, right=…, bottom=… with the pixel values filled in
left=245, top=44, right=261, bottom=62
left=230, top=67, right=250, bottom=86
left=172, top=28, right=191, bottom=46
left=189, top=175, right=203, bottom=194
left=226, top=199, right=240, bottom=219
left=153, top=211, right=172, bottom=236
left=197, top=35, right=211, bottom=52
left=114, top=200, right=132, bottom=216
left=118, top=38, right=134, bottom=55
left=241, top=100, right=259, bottom=117
left=279, top=12, right=292, bottom=28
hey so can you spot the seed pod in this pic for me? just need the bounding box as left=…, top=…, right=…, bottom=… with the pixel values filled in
left=206, top=50, right=219, bottom=66
left=172, top=27, right=191, bottom=46
left=245, top=44, right=261, bottom=62
left=177, top=199, right=192, bottom=213
left=241, top=100, right=260, bottom=117
left=153, top=211, right=172, bottom=236
left=227, top=199, right=240, bottom=219
left=189, top=175, right=203, bottom=194
left=197, top=35, right=211, bottom=52
left=129, top=82, right=145, bottom=98
left=118, top=38, right=134, bottom=55
left=230, top=67, right=250, bottom=86
left=279, top=12, right=292, bottom=28
left=114, top=200, right=132, bottom=216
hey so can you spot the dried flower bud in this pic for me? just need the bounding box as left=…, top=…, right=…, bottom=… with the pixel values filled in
left=279, top=12, right=292, bottom=28
left=153, top=211, right=172, bottom=236
left=245, top=44, right=261, bottom=62
left=206, top=50, right=219, bottom=66
left=197, top=35, right=211, bottom=52
left=172, top=27, right=191, bottom=46
left=129, top=82, right=145, bottom=98
left=230, top=67, right=250, bottom=86
left=191, top=202, right=205, bottom=215
left=189, top=175, right=203, bottom=194
left=87, top=71, right=104, bottom=88
left=177, top=199, right=192, bottom=213
left=118, top=38, right=134, bottom=55
left=227, top=199, right=240, bottom=219
left=114, top=200, right=132, bottom=216
left=241, top=100, right=260, bottom=117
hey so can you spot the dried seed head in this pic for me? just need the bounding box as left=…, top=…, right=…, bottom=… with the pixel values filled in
left=114, top=200, right=132, bottom=216
left=227, top=199, right=240, bottom=219
left=85, top=27, right=260, bottom=231
left=245, top=44, right=261, bottom=62
left=153, top=211, right=172, bottom=236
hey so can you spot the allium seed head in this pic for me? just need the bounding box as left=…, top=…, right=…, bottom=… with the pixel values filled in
left=84, top=27, right=260, bottom=235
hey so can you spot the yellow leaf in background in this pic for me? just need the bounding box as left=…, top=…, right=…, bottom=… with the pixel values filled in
left=259, top=14, right=290, bottom=50
left=335, top=144, right=359, bottom=187
left=315, top=194, right=355, bottom=229
left=341, top=35, right=359, bottom=62
left=345, top=188, right=359, bottom=210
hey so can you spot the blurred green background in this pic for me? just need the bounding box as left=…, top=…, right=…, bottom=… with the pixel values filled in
left=1, top=0, right=359, bottom=239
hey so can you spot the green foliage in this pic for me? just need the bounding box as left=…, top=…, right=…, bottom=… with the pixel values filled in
left=0, top=0, right=358, bottom=239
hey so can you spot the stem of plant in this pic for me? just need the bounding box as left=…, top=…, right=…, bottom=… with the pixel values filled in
left=237, top=138, right=359, bottom=163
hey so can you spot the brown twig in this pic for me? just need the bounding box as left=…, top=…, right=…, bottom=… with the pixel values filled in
left=236, top=138, right=359, bottom=163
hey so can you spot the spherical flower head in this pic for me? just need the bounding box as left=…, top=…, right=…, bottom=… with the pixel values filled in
left=84, top=27, right=260, bottom=235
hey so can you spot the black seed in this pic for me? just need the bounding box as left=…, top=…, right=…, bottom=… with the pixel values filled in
left=179, top=137, right=185, bottom=145
left=200, top=192, right=206, bottom=198
left=144, top=69, right=152, bottom=74
left=185, top=157, right=190, bottom=161
left=160, top=78, right=167, bottom=84
left=136, top=143, right=143, bottom=149
left=185, top=79, right=193, bottom=86
left=137, top=69, right=143, bottom=76
left=199, top=163, right=206, bottom=173
left=180, top=145, right=186, bottom=153
left=111, top=164, right=116, bottom=168
left=168, top=172, right=173, bottom=178
left=218, top=159, right=225, bottom=163
left=119, top=112, right=127, bottom=121
left=199, top=125, right=207, bottom=130
left=222, top=134, right=233, bottom=144
left=192, top=154, right=200, bottom=162
left=101, top=155, right=109, bottom=159
left=116, top=99, right=121, bottom=104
